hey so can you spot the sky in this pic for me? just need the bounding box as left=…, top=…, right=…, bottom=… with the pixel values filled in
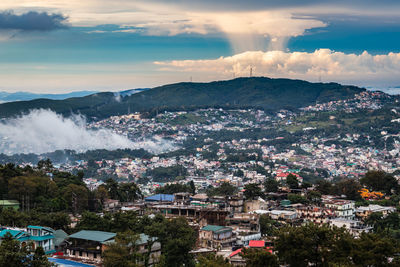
left=0, top=0, right=400, bottom=93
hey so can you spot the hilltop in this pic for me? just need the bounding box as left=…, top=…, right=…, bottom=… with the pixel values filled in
left=0, top=77, right=364, bottom=120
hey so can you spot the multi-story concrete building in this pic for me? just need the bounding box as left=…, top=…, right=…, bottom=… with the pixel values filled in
left=199, top=225, right=236, bottom=250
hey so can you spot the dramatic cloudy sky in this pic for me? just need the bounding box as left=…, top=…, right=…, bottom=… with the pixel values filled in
left=0, top=0, right=400, bottom=92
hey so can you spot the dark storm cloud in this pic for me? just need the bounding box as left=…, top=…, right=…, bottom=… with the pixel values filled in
left=0, top=11, right=68, bottom=31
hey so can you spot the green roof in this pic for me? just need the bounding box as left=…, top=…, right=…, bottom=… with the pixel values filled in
left=69, top=230, right=116, bottom=243
left=54, top=229, right=68, bottom=247
left=201, top=225, right=231, bottom=233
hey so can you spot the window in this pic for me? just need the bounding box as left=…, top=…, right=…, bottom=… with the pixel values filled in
left=94, top=253, right=97, bottom=259
left=79, top=251, right=82, bottom=257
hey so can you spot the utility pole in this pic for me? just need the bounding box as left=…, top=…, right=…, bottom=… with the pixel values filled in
left=250, top=67, right=253, bottom=77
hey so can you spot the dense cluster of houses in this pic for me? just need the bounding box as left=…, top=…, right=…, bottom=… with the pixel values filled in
left=1, top=187, right=396, bottom=266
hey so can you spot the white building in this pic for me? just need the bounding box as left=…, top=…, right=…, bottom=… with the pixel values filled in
left=324, top=199, right=355, bottom=220
left=355, top=205, right=396, bottom=219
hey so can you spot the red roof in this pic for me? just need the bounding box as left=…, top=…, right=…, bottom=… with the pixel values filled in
left=249, top=240, right=265, bottom=248
left=229, top=248, right=242, bottom=257
left=229, top=246, right=273, bottom=258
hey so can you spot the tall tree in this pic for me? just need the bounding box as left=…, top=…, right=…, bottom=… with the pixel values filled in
left=275, top=224, right=353, bottom=267
left=145, top=216, right=196, bottom=267
left=240, top=248, right=279, bottom=267
left=352, top=233, right=397, bottom=266
left=264, top=178, right=279, bottom=193
left=244, top=183, right=264, bottom=200
left=286, top=174, right=299, bottom=189
left=103, top=231, right=140, bottom=267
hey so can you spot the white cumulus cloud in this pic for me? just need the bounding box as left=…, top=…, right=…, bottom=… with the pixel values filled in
left=154, top=49, right=400, bottom=86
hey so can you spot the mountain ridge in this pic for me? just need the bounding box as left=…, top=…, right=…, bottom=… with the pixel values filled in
left=0, top=77, right=365, bottom=120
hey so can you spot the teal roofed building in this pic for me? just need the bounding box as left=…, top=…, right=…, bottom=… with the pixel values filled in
left=66, top=230, right=117, bottom=264
left=0, top=225, right=55, bottom=254
left=26, top=225, right=55, bottom=254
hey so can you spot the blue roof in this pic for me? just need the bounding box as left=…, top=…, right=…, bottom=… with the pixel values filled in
left=49, top=258, right=95, bottom=266
left=145, top=194, right=174, bottom=202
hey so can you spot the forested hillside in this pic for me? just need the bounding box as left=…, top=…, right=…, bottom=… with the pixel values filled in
left=0, top=77, right=364, bottom=120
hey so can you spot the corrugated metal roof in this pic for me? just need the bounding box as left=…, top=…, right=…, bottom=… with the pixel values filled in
left=201, top=225, right=231, bottom=233
left=68, top=230, right=116, bottom=243
left=145, top=194, right=174, bottom=202
left=249, top=240, right=265, bottom=248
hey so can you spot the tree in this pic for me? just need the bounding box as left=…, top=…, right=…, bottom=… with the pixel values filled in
left=275, top=224, right=353, bottom=267
left=76, top=211, right=111, bottom=232
left=105, top=178, right=120, bottom=200
left=306, top=191, right=322, bottom=204
left=195, top=253, right=232, bottom=267
left=95, top=186, right=109, bottom=206
left=360, top=171, right=398, bottom=194
left=103, top=231, right=140, bottom=267
left=352, top=233, right=397, bottom=266
left=234, top=169, right=244, bottom=178
left=0, top=232, right=53, bottom=267
left=207, top=182, right=237, bottom=197
left=240, top=248, right=279, bottom=267
left=62, top=184, right=89, bottom=213
left=31, top=246, right=54, bottom=267
left=189, top=180, right=196, bottom=195
left=119, top=183, right=142, bottom=202
left=264, top=178, right=279, bottom=193
left=259, top=215, right=280, bottom=236
left=244, top=183, right=264, bottom=200
left=334, top=178, right=361, bottom=200
left=145, top=216, right=196, bottom=267
left=287, top=194, right=308, bottom=204
left=315, top=180, right=333, bottom=195
left=37, top=159, right=53, bottom=171
left=0, top=232, right=30, bottom=266
left=286, top=174, right=299, bottom=189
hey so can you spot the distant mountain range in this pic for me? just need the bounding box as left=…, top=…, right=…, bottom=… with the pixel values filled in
left=0, top=91, right=97, bottom=103
left=0, top=77, right=364, bottom=120
left=0, top=88, right=151, bottom=103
